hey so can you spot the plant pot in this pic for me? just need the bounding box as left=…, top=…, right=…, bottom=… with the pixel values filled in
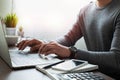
left=6, top=28, right=16, bottom=35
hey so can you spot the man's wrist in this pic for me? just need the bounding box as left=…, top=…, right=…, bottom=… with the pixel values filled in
left=69, top=46, right=77, bottom=59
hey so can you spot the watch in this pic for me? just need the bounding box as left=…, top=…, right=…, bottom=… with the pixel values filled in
left=69, top=46, right=77, bottom=59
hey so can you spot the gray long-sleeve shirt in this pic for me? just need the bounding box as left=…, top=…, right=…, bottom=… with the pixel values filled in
left=57, top=0, right=120, bottom=78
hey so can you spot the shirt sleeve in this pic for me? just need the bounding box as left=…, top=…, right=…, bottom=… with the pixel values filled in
left=75, top=13, right=120, bottom=77
left=56, top=11, right=83, bottom=47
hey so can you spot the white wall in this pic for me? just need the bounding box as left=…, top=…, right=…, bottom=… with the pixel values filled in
left=0, top=0, right=89, bottom=50
left=75, top=37, right=87, bottom=50
left=0, top=0, right=12, bottom=17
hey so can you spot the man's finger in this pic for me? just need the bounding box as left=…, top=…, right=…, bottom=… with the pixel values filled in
left=30, top=45, right=40, bottom=53
left=40, top=44, right=50, bottom=54
left=20, top=40, right=33, bottom=50
left=18, top=40, right=28, bottom=50
left=16, top=40, right=25, bottom=47
left=38, top=44, right=47, bottom=54
left=44, top=50, right=55, bottom=56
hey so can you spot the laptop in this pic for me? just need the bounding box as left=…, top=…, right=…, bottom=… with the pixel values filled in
left=0, top=21, right=61, bottom=69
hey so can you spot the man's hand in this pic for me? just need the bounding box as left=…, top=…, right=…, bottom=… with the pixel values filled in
left=38, top=41, right=71, bottom=58
left=17, top=39, right=44, bottom=52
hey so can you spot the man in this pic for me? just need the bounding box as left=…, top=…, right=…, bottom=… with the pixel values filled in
left=17, top=0, right=120, bottom=79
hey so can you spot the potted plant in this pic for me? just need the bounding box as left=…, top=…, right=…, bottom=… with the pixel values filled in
left=4, top=13, right=18, bottom=35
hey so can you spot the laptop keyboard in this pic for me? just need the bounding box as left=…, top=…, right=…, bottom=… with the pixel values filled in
left=9, top=50, right=61, bottom=66
left=10, top=52, right=42, bottom=65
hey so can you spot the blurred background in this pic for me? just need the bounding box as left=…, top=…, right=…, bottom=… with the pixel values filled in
left=0, top=0, right=95, bottom=49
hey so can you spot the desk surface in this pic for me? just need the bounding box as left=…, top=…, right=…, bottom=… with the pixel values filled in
left=0, top=58, right=114, bottom=80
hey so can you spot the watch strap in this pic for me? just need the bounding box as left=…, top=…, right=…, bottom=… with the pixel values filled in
left=69, top=46, right=77, bottom=59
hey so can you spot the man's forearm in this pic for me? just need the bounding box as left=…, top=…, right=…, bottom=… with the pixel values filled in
left=75, top=49, right=120, bottom=72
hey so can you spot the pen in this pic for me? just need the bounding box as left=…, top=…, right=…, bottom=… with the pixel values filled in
left=43, top=60, right=64, bottom=69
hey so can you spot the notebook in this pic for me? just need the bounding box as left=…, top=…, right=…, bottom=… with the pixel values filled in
left=0, top=21, right=62, bottom=69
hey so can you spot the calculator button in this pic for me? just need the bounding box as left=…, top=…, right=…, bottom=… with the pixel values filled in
left=57, top=72, right=105, bottom=80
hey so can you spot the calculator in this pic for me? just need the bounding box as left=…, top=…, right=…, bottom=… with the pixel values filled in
left=57, top=72, right=105, bottom=80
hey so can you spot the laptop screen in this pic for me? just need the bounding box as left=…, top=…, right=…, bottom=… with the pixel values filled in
left=0, top=21, right=12, bottom=67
